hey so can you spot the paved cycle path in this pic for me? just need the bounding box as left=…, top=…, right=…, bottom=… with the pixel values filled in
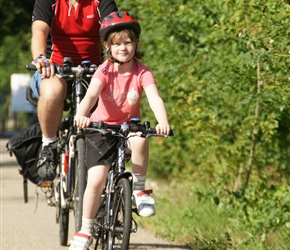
left=0, top=139, right=189, bottom=250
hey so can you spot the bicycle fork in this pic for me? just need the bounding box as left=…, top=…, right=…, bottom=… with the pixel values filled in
left=57, top=134, right=76, bottom=209
left=105, top=171, right=115, bottom=230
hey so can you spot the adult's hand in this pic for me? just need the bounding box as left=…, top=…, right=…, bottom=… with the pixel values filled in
left=32, top=54, right=55, bottom=79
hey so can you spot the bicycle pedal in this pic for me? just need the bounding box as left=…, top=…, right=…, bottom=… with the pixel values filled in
left=47, top=199, right=56, bottom=207
left=37, top=181, right=53, bottom=188
left=131, top=217, right=138, bottom=233
left=132, top=207, right=138, bottom=215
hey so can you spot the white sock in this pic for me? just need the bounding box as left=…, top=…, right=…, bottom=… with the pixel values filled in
left=80, top=217, right=94, bottom=235
left=42, top=135, right=57, bottom=147
left=133, top=174, right=146, bottom=192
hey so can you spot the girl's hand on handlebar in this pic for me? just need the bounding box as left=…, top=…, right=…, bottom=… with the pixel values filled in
left=32, top=55, right=55, bottom=79
left=156, top=124, right=171, bottom=135
left=74, top=116, right=91, bottom=129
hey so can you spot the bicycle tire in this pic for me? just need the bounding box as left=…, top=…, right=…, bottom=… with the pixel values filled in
left=59, top=206, right=69, bottom=246
left=58, top=146, right=70, bottom=246
left=93, top=200, right=107, bottom=250
left=74, top=137, right=87, bottom=231
left=108, top=178, right=132, bottom=250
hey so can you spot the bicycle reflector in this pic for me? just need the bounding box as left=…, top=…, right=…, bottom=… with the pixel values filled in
left=39, top=182, right=53, bottom=188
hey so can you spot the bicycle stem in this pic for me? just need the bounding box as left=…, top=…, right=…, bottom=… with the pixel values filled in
left=117, top=137, right=126, bottom=173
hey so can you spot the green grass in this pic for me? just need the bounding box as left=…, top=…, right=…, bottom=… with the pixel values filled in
left=135, top=178, right=290, bottom=250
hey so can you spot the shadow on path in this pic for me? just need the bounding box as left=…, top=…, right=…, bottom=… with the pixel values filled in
left=130, top=243, right=191, bottom=249
left=0, top=161, right=18, bottom=167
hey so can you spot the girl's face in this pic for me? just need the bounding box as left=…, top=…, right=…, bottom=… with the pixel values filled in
left=109, top=32, right=136, bottom=63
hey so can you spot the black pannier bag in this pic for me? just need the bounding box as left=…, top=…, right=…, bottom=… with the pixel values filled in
left=6, top=123, right=42, bottom=203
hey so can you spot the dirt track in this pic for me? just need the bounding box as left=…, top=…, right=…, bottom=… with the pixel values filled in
left=0, top=138, right=190, bottom=250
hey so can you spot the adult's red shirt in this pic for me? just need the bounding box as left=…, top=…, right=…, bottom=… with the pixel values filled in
left=32, top=0, right=117, bottom=66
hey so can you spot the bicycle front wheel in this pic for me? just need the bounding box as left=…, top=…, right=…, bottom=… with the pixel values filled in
left=108, top=178, right=132, bottom=250
left=74, top=137, right=87, bottom=231
left=93, top=199, right=106, bottom=250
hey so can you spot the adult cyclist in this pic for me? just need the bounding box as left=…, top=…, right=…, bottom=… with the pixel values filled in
left=30, top=0, right=118, bottom=182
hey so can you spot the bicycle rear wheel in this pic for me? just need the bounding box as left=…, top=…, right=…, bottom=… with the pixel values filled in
left=59, top=206, right=69, bottom=246
left=58, top=145, right=70, bottom=246
left=108, top=178, right=132, bottom=250
left=73, top=137, right=87, bottom=231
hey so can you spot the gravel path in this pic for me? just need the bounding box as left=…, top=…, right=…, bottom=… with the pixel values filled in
left=0, top=139, right=189, bottom=250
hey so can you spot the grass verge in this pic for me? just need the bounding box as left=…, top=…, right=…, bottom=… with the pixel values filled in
left=134, top=177, right=290, bottom=250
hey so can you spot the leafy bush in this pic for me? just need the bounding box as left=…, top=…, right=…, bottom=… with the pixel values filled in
left=119, top=0, right=290, bottom=248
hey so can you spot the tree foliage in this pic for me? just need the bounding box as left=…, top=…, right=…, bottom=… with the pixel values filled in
left=0, top=0, right=34, bottom=42
left=118, top=0, right=290, bottom=245
left=119, top=0, right=290, bottom=181
left=0, top=0, right=34, bottom=125
left=0, top=0, right=33, bottom=94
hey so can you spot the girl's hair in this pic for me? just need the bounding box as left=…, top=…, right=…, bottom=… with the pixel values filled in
left=103, top=28, right=144, bottom=62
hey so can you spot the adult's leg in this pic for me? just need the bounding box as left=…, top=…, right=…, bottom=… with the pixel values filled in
left=36, top=76, right=67, bottom=181
left=38, top=76, right=67, bottom=138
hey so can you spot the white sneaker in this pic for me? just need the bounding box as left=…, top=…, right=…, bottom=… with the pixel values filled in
left=69, top=232, right=93, bottom=250
left=133, top=190, right=156, bottom=217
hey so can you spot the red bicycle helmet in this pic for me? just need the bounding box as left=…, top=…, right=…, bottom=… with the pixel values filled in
left=100, top=11, right=141, bottom=41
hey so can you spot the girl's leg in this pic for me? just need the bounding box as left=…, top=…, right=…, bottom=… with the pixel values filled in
left=129, top=136, right=149, bottom=177
left=83, top=165, right=110, bottom=219
left=69, top=165, right=109, bottom=250
left=129, top=136, right=156, bottom=217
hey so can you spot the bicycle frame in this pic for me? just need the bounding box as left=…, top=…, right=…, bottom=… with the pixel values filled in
left=58, top=73, right=90, bottom=205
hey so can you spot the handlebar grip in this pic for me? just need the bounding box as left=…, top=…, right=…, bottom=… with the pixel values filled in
left=90, top=121, right=104, bottom=129
left=148, top=128, right=174, bottom=136
left=25, top=64, right=37, bottom=71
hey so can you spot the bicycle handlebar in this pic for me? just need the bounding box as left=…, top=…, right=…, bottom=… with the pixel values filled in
left=85, top=120, right=174, bottom=138
left=25, top=57, right=97, bottom=79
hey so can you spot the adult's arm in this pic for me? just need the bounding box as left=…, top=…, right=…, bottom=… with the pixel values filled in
left=99, top=0, right=118, bottom=21
left=31, top=21, right=50, bottom=59
left=31, top=0, right=55, bottom=77
left=31, top=0, right=54, bottom=58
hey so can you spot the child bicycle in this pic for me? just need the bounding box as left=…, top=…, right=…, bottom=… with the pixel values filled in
left=84, top=118, right=174, bottom=250
left=26, top=57, right=97, bottom=246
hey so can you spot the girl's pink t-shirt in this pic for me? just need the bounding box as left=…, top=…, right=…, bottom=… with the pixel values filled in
left=90, top=59, right=156, bottom=124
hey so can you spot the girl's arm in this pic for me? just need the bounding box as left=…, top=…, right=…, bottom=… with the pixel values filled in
left=144, top=84, right=171, bottom=135
left=74, top=77, right=103, bottom=128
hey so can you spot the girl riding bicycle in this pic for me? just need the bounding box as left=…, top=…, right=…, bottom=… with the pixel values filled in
left=70, top=11, right=171, bottom=249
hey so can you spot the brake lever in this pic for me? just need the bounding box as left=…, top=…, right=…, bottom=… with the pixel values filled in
left=85, top=127, right=111, bottom=136
left=100, top=130, right=112, bottom=136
